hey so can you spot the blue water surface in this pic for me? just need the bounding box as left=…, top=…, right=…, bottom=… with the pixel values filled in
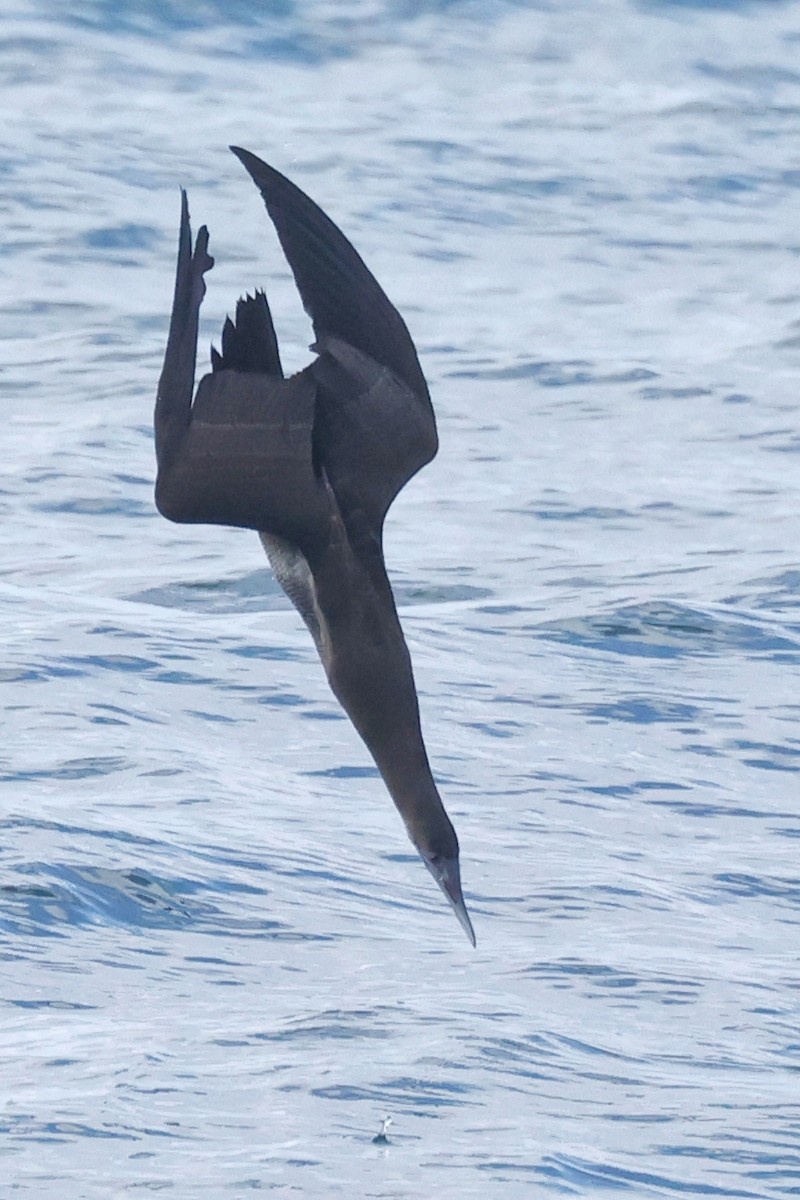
left=2, top=0, right=800, bottom=1196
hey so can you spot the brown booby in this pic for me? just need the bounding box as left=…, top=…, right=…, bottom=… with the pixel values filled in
left=154, top=147, right=475, bottom=946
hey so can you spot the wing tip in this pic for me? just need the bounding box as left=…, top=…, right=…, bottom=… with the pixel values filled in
left=230, top=145, right=296, bottom=206
left=230, top=145, right=430, bottom=400
left=230, top=144, right=261, bottom=177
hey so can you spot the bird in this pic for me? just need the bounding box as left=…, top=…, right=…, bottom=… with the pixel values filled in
left=154, top=146, right=475, bottom=947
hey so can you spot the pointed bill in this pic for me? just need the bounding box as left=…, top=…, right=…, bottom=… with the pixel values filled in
left=424, top=855, right=476, bottom=947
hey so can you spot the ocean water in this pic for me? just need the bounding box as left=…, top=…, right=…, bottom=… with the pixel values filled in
left=2, top=0, right=800, bottom=1195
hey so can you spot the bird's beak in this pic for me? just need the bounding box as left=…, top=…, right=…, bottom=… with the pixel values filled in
left=424, top=855, right=476, bottom=947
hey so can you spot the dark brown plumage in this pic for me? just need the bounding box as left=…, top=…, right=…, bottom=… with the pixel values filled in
left=154, top=147, right=474, bottom=946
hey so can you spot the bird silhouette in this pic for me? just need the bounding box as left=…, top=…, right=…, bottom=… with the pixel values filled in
left=154, top=147, right=474, bottom=946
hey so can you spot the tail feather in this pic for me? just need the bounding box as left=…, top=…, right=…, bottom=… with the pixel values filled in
left=211, top=291, right=283, bottom=376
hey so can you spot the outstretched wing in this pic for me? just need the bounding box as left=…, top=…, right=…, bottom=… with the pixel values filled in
left=230, top=147, right=438, bottom=538
left=155, top=191, right=213, bottom=475
left=155, top=199, right=331, bottom=556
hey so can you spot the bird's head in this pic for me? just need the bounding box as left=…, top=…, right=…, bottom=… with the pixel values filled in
left=418, top=842, right=476, bottom=948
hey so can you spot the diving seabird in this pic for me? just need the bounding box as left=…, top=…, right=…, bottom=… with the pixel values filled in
left=154, top=147, right=475, bottom=946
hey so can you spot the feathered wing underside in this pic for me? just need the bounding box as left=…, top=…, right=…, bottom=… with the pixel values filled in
left=156, top=214, right=332, bottom=557
left=230, top=147, right=438, bottom=537
left=310, top=335, right=436, bottom=556
left=156, top=154, right=439, bottom=612
left=156, top=361, right=331, bottom=555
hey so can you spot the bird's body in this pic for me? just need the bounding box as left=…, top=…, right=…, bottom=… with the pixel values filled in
left=155, top=147, right=474, bottom=945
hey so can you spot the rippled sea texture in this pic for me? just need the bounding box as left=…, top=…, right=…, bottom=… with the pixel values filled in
left=3, top=1, right=800, bottom=1196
